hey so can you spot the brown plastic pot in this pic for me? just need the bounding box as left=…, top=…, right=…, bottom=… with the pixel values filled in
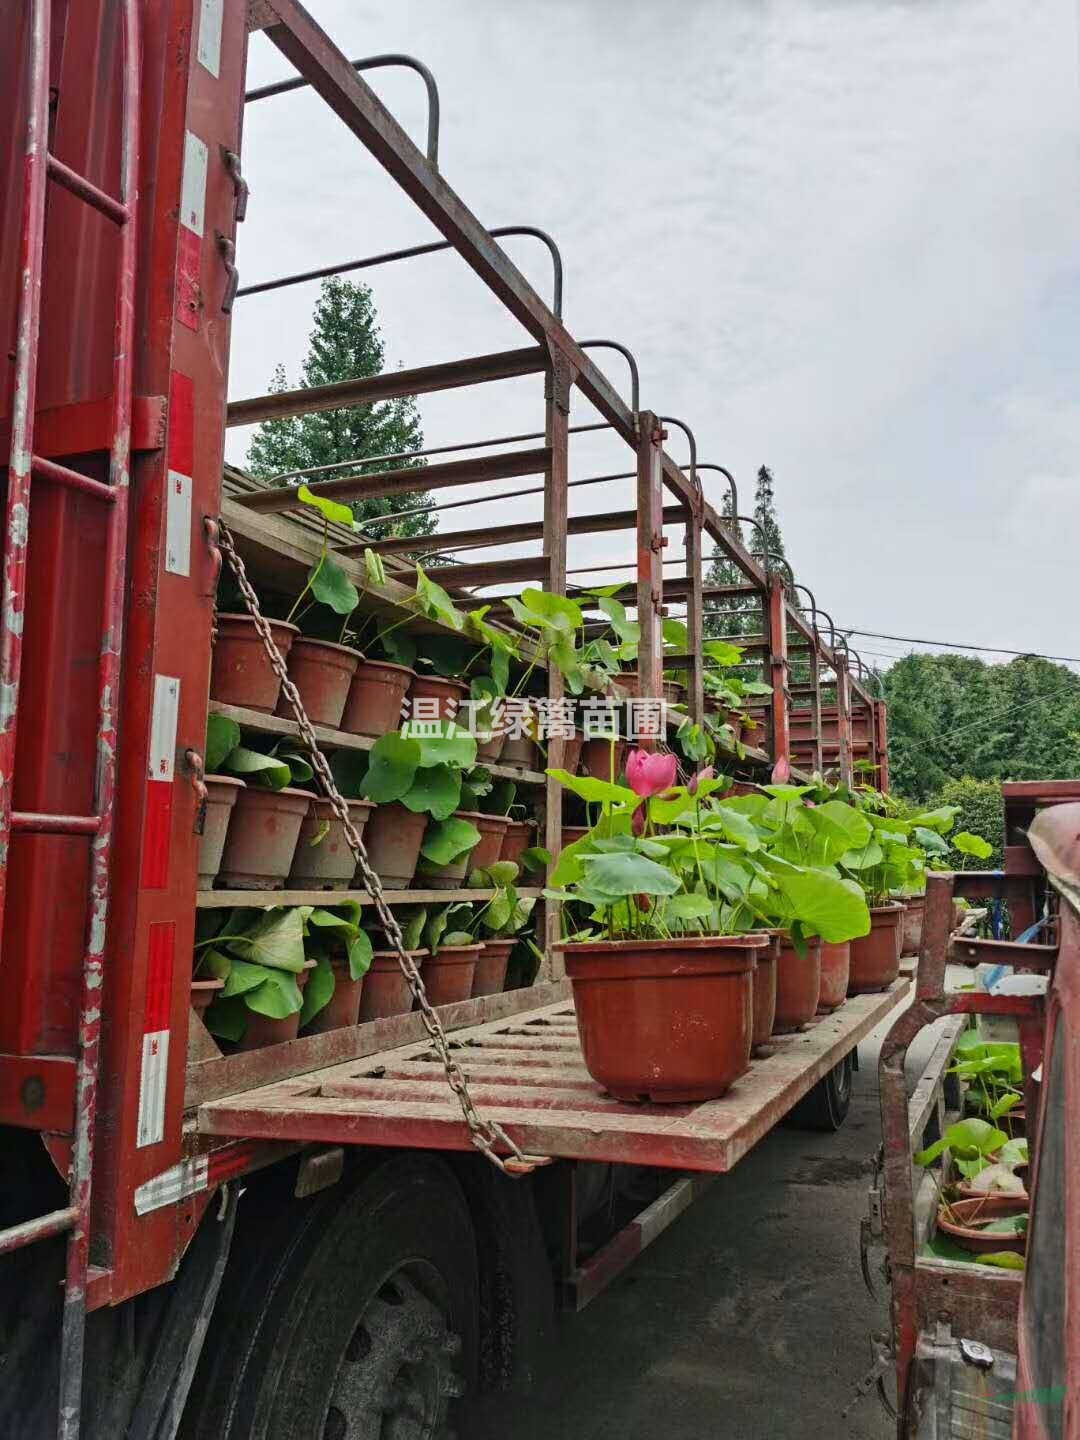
left=190, top=978, right=225, bottom=1018
left=276, top=637, right=362, bottom=728
left=359, top=950, right=427, bottom=1021
left=848, top=904, right=903, bottom=994
left=238, top=961, right=315, bottom=1052
left=473, top=939, right=515, bottom=997
left=408, top=673, right=469, bottom=719
left=936, top=1194, right=1028, bottom=1256
left=740, top=715, right=767, bottom=750
left=901, top=896, right=925, bottom=958
left=423, top=944, right=481, bottom=1005
left=559, top=825, right=590, bottom=850
left=500, top=733, right=539, bottom=771
left=303, top=953, right=364, bottom=1035
left=751, top=935, right=779, bottom=1049
left=288, top=797, right=374, bottom=890
left=211, top=614, right=299, bottom=714
left=557, top=935, right=766, bottom=1103
left=549, top=731, right=584, bottom=775
left=464, top=812, right=510, bottom=873
left=662, top=681, right=683, bottom=705
left=615, top=669, right=639, bottom=697
left=198, top=776, right=245, bottom=890
left=362, top=803, right=428, bottom=888
left=501, top=818, right=537, bottom=867
left=217, top=785, right=311, bottom=890
left=579, top=738, right=627, bottom=783
left=773, top=934, right=823, bottom=1032
left=475, top=728, right=507, bottom=764
left=341, top=659, right=415, bottom=738
left=817, top=941, right=851, bottom=1012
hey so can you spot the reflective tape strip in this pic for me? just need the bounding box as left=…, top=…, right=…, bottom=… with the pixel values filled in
left=165, top=370, right=195, bottom=577
left=141, top=676, right=180, bottom=889
left=148, top=675, right=180, bottom=783
left=136, top=922, right=175, bottom=1148
left=177, top=132, right=208, bottom=331
left=180, top=132, right=208, bottom=237
left=197, top=0, right=224, bottom=78
left=134, top=1155, right=209, bottom=1215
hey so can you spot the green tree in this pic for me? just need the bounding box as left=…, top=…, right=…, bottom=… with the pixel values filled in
left=752, top=464, right=785, bottom=563
left=704, top=490, right=754, bottom=640
left=926, top=777, right=1005, bottom=869
left=885, top=652, right=1080, bottom=800
left=246, top=276, right=435, bottom=539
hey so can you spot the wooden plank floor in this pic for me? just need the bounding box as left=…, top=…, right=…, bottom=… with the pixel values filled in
left=199, top=973, right=913, bottom=1174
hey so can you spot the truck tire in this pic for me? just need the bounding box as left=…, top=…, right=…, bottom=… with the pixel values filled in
left=786, top=1050, right=855, bottom=1132
left=182, top=1152, right=478, bottom=1440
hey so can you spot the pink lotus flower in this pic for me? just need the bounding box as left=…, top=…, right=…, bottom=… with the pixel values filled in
left=625, top=748, right=677, bottom=798
left=687, top=766, right=715, bottom=796
left=771, top=754, right=792, bottom=784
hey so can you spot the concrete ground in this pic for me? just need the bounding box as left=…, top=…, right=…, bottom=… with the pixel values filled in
left=466, top=1005, right=943, bottom=1440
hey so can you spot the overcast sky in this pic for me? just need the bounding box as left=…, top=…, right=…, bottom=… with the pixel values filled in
left=229, top=0, right=1080, bottom=672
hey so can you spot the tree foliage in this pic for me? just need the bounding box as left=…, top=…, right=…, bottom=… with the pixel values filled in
left=886, top=652, right=1080, bottom=801
left=924, top=777, right=1006, bottom=869
left=245, top=277, right=435, bottom=539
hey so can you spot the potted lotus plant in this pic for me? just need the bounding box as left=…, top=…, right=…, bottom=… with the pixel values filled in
left=197, top=906, right=315, bottom=1050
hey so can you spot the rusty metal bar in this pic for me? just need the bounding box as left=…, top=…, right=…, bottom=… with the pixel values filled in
left=766, top=576, right=790, bottom=767
left=354, top=503, right=691, bottom=558
left=246, top=53, right=441, bottom=169
left=690, top=463, right=738, bottom=521
left=237, top=224, right=564, bottom=316
left=0, top=1205, right=78, bottom=1257
left=435, top=556, right=551, bottom=588
left=226, top=346, right=547, bottom=429
left=835, top=660, right=853, bottom=786
left=31, top=455, right=118, bottom=504
left=11, top=811, right=100, bottom=836
left=684, top=507, right=705, bottom=724
left=235, top=447, right=551, bottom=513
left=579, top=340, right=639, bottom=416
left=659, top=416, right=697, bottom=506
left=636, top=412, right=665, bottom=718
left=46, top=154, right=128, bottom=224
left=544, top=351, right=573, bottom=972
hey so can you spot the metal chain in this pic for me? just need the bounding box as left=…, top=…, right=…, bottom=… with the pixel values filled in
left=215, top=521, right=548, bottom=1177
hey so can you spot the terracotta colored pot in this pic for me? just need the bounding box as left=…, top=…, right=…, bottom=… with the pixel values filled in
left=190, top=978, right=225, bottom=1018
left=276, top=637, right=362, bottom=728
left=303, top=953, right=364, bottom=1035
left=473, top=939, right=515, bottom=997
left=901, top=896, right=925, bottom=958
left=475, top=728, right=507, bottom=764
left=288, top=797, right=374, bottom=889
left=464, top=812, right=510, bottom=873
left=408, top=674, right=469, bottom=720
left=501, top=818, right=537, bottom=867
left=238, top=961, right=314, bottom=1051
left=740, top=715, right=767, bottom=750
left=817, top=941, right=851, bottom=1012
left=362, top=803, right=428, bottom=888
left=774, top=934, right=823, bottom=1032
left=501, top=733, right=539, bottom=771
left=341, top=659, right=414, bottom=738
left=211, top=614, right=299, bottom=714
left=751, top=935, right=779, bottom=1048
left=217, top=785, right=311, bottom=889
left=550, top=731, right=584, bottom=775
left=615, top=669, right=639, bottom=697
left=559, top=825, right=590, bottom=850
left=423, top=944, right=481, bottom=1006
left=198, top=775, right=244, bottom=890
left=557, top=935, right=766, bottom=1103
left=848, top=904, right=903, bottom=994
left=418, top=810, right=489, bottom=889
left=936, top=1194, right=1028, bottom=1256
left=662, top=682, right=683, bottom=705
left=359, top=950, right=427, bottom=1021
left=579, top=738, right=627, bottom=783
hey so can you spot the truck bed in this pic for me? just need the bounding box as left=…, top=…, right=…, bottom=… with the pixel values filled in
left=197, top=974, right=912, bottom=1173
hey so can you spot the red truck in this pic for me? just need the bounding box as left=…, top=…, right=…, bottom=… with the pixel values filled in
left=0, top=5, right=1069, bottom=1438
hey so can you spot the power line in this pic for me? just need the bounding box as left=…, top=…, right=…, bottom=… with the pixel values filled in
left=838, top=628, right=1080, bottom=667
left=932, top=683, right=1080, bottom=743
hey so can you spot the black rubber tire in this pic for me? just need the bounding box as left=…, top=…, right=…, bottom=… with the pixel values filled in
left=181, top=1153, right=479, bottom=1440
left=786, top=1050, right=855, bottom=1132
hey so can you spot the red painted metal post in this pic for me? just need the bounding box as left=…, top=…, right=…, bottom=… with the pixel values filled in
left=0, top=0, right=50, bottom=957
left=543, top=348, right=573, bottom=977
left=766, top=576, right=789, bottom=768
left=835, top=661, right=853, bottom=787
left=874, top=697, right=889, bottom=791
left=57, top=1, right=141, bottom=1431
left=684, top=509, right=705, bottom=724
left=808, top=646, right=823, bottom=773
left=636, top=411, right=664, bottom=737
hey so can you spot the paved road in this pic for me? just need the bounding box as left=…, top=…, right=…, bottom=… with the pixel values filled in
left=464, top=1015, right=930, bottom=1440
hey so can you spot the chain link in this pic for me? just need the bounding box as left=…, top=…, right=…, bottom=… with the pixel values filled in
left=216, top=522, right=549, bottom=1177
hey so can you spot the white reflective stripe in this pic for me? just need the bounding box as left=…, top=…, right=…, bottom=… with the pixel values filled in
left=134, top=1155, right=210, bottom=1216
left=197, top=0, right=223, bottom=77
left=136, top=1030, right=169, bottom=1148
left=148, top=675, right=180, bottom=783
left=165, top=470, right=192, bottom=576
left=180, top=131, right=208, bottom=237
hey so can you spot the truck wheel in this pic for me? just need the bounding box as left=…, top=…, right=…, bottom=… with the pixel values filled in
left=786, top=1050, right=855, bottom=1132
left=183, top=1153, right=478, bottom=1440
